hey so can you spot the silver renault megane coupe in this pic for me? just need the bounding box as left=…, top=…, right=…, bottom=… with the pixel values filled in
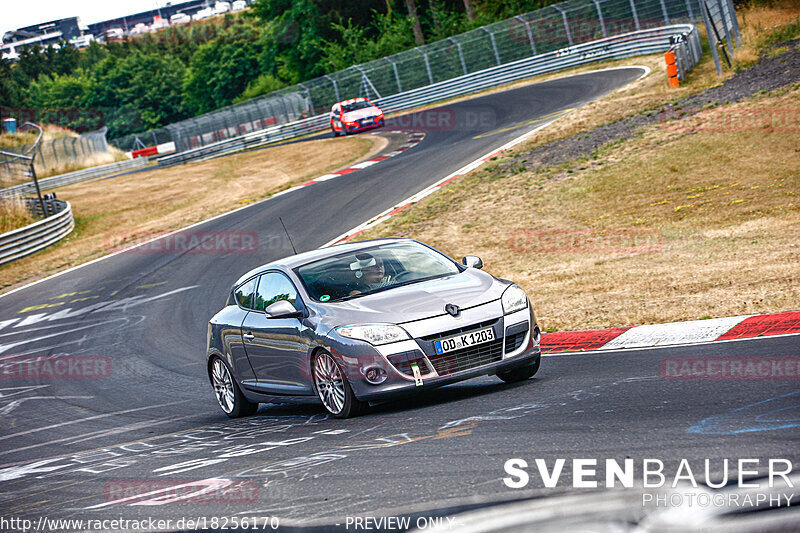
left=207, top=238, right=542, bottom=418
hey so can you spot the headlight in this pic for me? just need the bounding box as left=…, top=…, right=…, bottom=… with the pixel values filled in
left=335, top=324, right=410, bottom=345
left=501, top=285, right=528, bottom=314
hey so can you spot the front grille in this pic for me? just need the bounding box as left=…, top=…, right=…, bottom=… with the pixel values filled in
left=420, top=319, right=499, bottom=342
left=394, top=358, right=432, bottom=377
left=428, top=339, right=504, bottom=376
left=387, top=350, right=431, bottom=377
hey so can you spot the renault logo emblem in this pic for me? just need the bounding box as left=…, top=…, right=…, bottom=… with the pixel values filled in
left=445, top=304, right=460, bottom=317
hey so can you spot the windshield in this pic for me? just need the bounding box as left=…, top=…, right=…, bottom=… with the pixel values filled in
left=295, top=242, right=460, bottom=302
left=342, top=100, right=373, bottom=112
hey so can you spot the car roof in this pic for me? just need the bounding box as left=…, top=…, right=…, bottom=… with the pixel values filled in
left=232, top=237, right=413, bottom=287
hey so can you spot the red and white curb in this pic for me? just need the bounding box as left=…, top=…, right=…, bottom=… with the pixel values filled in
left=541, top=311, right=800, bottom=353
left=284, top=131, right=426, bottom=191
left=322, top=116, right=565, bottom=247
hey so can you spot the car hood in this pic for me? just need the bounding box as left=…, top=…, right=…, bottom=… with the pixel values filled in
left=313, top=268, right=508, bottom=328
left=341, top=107, right=381, bottom=122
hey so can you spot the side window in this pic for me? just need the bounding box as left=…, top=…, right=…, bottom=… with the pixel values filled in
left=254, top=272, right=301, bottom=312
left=234, top=278, right=256, bottom=309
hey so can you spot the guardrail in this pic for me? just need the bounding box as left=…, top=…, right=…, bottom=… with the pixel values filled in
left=158, top=24, right=701, bottom=167
left=0, top=198, right=74, bottom=265
left=0, top=157, right=150, bottom=198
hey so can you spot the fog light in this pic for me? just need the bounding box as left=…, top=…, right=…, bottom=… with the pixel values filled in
left=533, top=325, right=541, bottom=345
left=363, top=366, right=387, bottom=384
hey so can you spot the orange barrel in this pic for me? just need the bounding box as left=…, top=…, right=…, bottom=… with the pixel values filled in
left=665, top=50, right=679, bottom=87
left=667, top=63, right=679, bottom=77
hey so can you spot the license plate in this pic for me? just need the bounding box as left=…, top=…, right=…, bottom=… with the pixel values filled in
left=362, top=118, right=373, bottom=124
left=434, top=327, right=495, bottom=354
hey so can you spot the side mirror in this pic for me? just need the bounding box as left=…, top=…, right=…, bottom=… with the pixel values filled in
left=265, top=300, right=303, bottom=319
left=462, top=256, right=483, bottom=269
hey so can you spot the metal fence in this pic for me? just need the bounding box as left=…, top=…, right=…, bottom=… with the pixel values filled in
left=0, top=157, right=151, bottom=198
left=0, top=151, right=33, bottom=190
left=1, top=127, right=110, bottom=188
left=160, top=24, right=702, bottom=166
left=167, top=0, right=710, bottom=153
left=110, top=128, right=173, bottom=153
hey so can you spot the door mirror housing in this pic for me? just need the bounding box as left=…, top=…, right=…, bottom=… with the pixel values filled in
left=265, top=300, right=303, bottom=319
left=461, top=256, right=483, bottom=269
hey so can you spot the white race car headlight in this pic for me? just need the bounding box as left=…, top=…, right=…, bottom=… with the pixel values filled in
left=501, top=285, right=528, bottom=315
left=335, top=324, right=410, bottom=345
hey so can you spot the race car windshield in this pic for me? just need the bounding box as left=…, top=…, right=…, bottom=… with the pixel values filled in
left=295, top=242, right=461, bottom=303
left=342, top=101, right=373, bottom=112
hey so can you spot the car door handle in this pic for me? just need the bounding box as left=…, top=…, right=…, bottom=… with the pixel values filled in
left=243, top=333, right=255, bottom=342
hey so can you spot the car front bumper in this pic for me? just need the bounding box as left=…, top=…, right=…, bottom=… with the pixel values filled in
left=345, top=118, right=384, bottom=132
left=356, top=343, right=541, bottom=403
left=328, top=303, right=541, bottom=402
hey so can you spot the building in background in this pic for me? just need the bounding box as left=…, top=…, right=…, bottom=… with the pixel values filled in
left=1, top=0, right=250, bottom=59
left=85, top=0, right=210, bottom=39
left=1, top=17, right=81, bottom=60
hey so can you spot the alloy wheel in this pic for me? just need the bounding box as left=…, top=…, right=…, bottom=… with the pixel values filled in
left=313, top=352, right=346, bottom=414
left=211, top=358, right=236, bottom=414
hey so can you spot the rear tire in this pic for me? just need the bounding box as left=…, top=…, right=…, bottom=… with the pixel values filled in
left=497, top=358, right=540, bottom=384
left=312, top=350, right=366, bottom=418
left=210, top=356, right=259, bottom=418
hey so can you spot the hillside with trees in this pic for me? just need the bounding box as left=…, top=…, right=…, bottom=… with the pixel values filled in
left=0, top=0, right=561, bottom=140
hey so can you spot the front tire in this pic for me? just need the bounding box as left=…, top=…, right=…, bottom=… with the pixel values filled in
left=210, top=356, right=259, bottom=418
left=497, top=358, right=540, bottom=384
left=312, top=351, right=366, bottom=418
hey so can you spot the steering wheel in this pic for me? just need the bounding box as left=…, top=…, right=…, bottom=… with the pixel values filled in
left=393, top=271, right=415, bottom=282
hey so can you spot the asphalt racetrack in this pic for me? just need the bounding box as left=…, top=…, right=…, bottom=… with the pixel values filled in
left=1, top=67, right=798, bottom=528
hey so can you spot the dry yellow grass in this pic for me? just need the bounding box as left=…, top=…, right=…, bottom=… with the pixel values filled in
left=1, top=124, right=129, bottom=179
left=36, top=146, right=129, bottom=179
left=735, top=0, right=800, bottom=68
left=0, top=134, right=384, bottom=290
left=0, top=196, right=35, bottom=233
left=0, top=124, right=76, bottom=148
left=357, top=87, right=800, bottom=331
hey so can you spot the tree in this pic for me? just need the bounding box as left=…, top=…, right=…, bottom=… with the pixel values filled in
left=25, top=70, right=97, bottom=130
left=0, top=58, right=26, bottom=108
left=463, top=0, right=476, bottom=20
left=319, top=12, right=416, bottom=72
left=248, top=0, right=388, bottom=83
left=405, top=0, right=426, bottom=45
left=183, top=38, right=263, bottom=114
left=90, top=51, right=188, bottom=135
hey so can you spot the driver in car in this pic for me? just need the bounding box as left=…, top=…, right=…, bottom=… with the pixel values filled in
left=349, top=253, right=391, bottom=295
